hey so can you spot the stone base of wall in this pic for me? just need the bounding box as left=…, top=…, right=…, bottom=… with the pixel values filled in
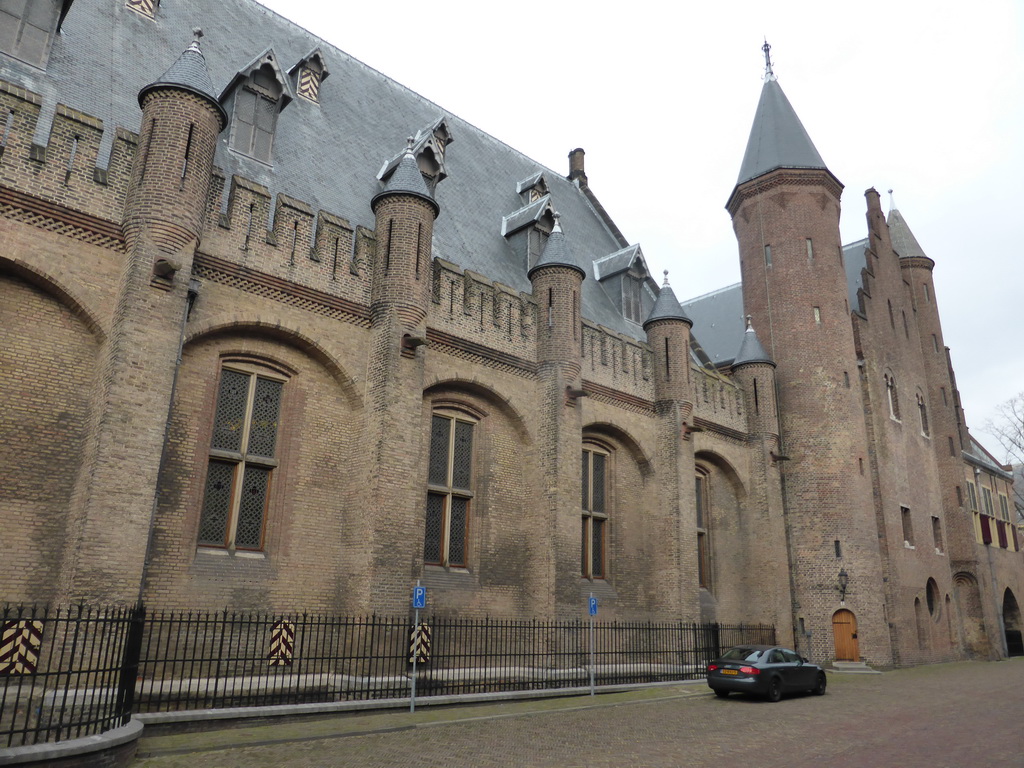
left=0, top=720, right=141, bottom=767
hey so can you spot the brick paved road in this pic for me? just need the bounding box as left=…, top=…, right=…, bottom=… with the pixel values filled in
left=134, top=659, right=1024, bottom=768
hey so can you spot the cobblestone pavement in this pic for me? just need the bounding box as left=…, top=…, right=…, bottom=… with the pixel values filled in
left=133, top=658, right=1024, bottom=768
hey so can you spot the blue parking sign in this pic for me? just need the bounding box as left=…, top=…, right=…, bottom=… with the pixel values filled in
left=589, top=596, right=598, bottom=616
left=413, top=586, right=426, bottom=609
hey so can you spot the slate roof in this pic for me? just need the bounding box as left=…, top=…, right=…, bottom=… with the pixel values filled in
left=733, top=321, right=773, bottom=367
left=16, top=0, right=640, bottom=336
left=887, top=207, right=927, bottom=260
left=680, top=283, right=745, bottom=368
left=843, top=238, right=869, bottom=315
left=138, top=35, right=227, bottom=127
left=735, top=78, right=829, bottom=185
left=643, top=278, right=691, bottom=328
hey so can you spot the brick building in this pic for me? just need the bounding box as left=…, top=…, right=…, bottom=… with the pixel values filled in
left=1, top=0, right=1021, bottom=667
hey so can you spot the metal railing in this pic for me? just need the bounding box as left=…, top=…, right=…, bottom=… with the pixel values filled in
left=1, top=603, right=774, bottom=745
left=0, top=603, right=144, bottom=748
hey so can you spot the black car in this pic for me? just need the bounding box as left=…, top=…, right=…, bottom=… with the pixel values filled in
left=706, top=644, right=827, bottom=701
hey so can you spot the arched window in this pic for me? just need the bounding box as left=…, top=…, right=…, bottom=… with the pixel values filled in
left=198, top=363, right=286, bottom=550
left=696, top=469, right=711, bottom=589
left=424, top=410, right=475, bottom=568
left=581, top=444, right=609, bottom=579
left=884, top=372, right=900, bottom=420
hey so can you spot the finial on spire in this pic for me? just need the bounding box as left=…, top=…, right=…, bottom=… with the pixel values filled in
left=745, top=314, right=753, bottom=330
left=189, top=27, right=204, bottom=51
left=762, top=39, right=776, bottom=82
left=552, top=211, right=562, bottom=233
left=405, top=136, right=415, bottom=154
left=887, top=188, right=895, bottom=213
left=663, top=269, right=670, bottom=286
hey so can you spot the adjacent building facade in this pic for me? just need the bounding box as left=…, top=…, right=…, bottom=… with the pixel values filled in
left=1, top=0, right=1021, bottom=667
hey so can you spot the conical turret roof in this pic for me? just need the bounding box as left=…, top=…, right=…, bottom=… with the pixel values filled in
left=736, top=78, right=828, bottom=185
left=733, top=317, right=774, bottom=367
left=138, top=30, right=227, bottom=129
left=527, top=214, right=585, bottom=279
left=887, top=205, right=927, bottom=260
left=371, top=141, right=439, bottom=217
left=643, top=273, right=691, bottom=329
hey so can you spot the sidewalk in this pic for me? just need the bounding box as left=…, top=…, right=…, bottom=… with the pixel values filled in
left=134, top=682, right=710, bottom=761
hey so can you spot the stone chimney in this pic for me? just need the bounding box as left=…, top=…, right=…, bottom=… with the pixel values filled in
left=568, top=147, right=587, bottom=188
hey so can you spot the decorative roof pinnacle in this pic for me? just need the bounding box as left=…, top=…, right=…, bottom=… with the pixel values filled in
left=745, top=313, right=753, bottom=330
left=663, top=269, right=670, bottom=287
left=762, top=39, right=777, bottom=82
left=551, top=211, right=562, bottom=233
left=190, top=27, right=203, bottom=51
left=888, top=188, right=896, bottom=213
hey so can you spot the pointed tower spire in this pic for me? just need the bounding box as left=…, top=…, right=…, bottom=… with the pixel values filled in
left=643, top=271, right=692, bottom=328
left=528, top=213, right=584, bottom=279
left=733, top=315, right=774, bottom=367
left=886, top=195, right=927, bottom=259
left=138, top=28, right=227, bottom=129
left=372, top=137, right=439, bottom=217
left=734, top=43, right=829, bottom=186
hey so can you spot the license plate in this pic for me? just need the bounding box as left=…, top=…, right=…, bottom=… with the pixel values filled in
left=720, top=669, right=738, bottom=675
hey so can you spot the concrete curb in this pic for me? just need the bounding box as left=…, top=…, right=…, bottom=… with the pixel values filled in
left=0, top=719, right=142, bottom=766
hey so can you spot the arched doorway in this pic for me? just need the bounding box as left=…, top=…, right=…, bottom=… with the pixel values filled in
left=954, top=572, right=988, bottom=658
left=832, top=609, right=859, bottom=661
left=1003, top=589, right=1023, bottom=657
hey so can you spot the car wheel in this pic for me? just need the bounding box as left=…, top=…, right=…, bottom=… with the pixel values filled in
left=714, top=689, right=729, bottom=698
left=812, top=671, right=827, bottom=696
left=766, top=676, right=782, bottom=702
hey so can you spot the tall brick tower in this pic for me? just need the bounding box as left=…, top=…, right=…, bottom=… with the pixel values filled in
left=362, top=141, right=440, bottom=613
left=58, top=32, right=227, bottom=603
left=642, top=275, right=696, bottom=617
left=725, top=45, right=889, bottom=664
left=890, top=202, right=986, bottom=611
left=528, top=214, right=587, bottom=615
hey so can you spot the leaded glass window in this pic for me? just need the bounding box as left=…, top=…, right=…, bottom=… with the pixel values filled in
left=424, top=413, right=474, bottom=567
left=581, top=446, right=608, bottom=579
left=198, top=367, right=283, bottom=550
left=696, top=470, right=711, bottom=589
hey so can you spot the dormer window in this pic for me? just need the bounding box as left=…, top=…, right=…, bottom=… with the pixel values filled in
left=0, top=0, right=62, bottom=68
left=377, top=117, right=454, bottom=195
left=231, top=66, right=281, bottom=162
left=593, top=244, right=651, bottom=324
left=289, top=49, right=329, bottom=105
left=517, top=172, right=549, bottom=205
left=125, top=0, right=157, bottom=20
left=623, top=268, right=644, bottom=323
left=222, top=49, right=294, bottom=165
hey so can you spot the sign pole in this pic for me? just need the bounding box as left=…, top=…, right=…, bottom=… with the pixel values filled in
left=410, top=580, right=423, bottom=713
left=589, top=592, right=596, bottom=696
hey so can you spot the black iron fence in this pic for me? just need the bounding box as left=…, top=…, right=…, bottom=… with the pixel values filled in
left=0, top=603, right=144, bottom=748
left=1, top=604, right=773, bottom=746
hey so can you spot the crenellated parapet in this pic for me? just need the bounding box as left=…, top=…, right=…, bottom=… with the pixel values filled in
left=429, top=257, right=536, bottom=364
left=691, top=366, right=747, bottom=436
left=581, top=320, right=654, bottom=400
left=0, top=79, right=138, bottom=224
left=199, top=172, right=371, bottom=307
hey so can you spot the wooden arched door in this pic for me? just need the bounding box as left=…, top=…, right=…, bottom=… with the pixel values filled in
left=832, top=609, right=859, bottom=661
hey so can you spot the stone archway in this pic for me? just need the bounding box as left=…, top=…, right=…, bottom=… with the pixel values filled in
left=1003, top=589, right=1023, bottom=657
left=953, top=572, right=988, bottom=658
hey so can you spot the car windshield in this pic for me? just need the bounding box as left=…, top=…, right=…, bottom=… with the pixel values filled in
left=720, top=647, right=763, bottom=662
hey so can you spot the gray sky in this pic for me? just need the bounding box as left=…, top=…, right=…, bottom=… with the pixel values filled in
left=261, top=0, right=1023, bottom=454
